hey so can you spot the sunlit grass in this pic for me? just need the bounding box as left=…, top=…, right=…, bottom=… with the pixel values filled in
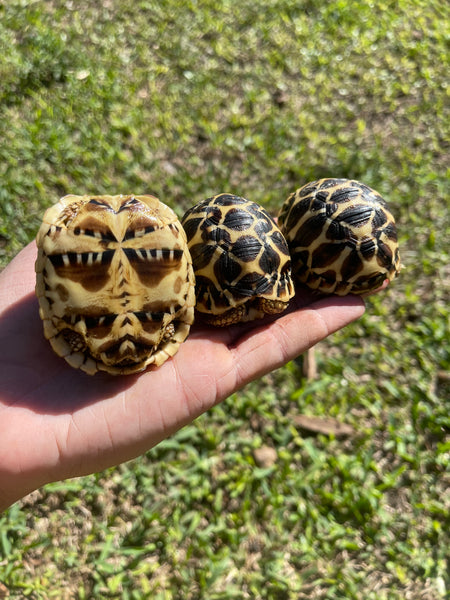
left=0, top=0, right=448, bottom=598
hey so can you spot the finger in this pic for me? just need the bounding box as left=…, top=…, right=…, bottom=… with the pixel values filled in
left=229, top=295, right=365, bottom=390
left=162, top=295, right=365, bottom=424
left=188, top=284, right=320, bottom=347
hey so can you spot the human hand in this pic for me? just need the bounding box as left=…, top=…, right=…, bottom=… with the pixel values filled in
left=0, top=242, right=365, bottom=510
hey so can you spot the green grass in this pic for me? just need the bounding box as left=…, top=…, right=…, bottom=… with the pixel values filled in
left=0, top=0, right=449, bottom=598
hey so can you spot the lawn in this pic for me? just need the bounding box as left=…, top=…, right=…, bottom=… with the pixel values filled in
left=0, top=0, right=449, bottom=598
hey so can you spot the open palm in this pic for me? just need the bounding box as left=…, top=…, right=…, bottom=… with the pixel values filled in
left=0, top=242, right=364, bottom=510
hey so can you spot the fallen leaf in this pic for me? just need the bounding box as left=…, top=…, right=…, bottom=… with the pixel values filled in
left=293, top=415, right=355, bottom=437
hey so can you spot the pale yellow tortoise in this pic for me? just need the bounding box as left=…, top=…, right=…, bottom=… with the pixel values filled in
left=35, top=194, right=195, bottom=375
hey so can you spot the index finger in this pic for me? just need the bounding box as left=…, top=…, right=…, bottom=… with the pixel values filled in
left=229, top=295, right=365, bottom=388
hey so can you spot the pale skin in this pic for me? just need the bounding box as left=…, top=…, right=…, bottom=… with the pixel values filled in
left=0, top=243, right=365, bottom=511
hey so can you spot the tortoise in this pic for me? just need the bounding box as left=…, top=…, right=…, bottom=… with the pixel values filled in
left=278, top=178, right=401, bottom=295
left=181, top=193, right=295, bottom=326
left=35, top=194, right=195, bottom=375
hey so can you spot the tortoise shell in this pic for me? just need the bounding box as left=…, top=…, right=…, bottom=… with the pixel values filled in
left=35, top=194, right=195, bottom=375
left=278, top=178, right=401, bottom=295
left=181, top=193, right=295, bottom=326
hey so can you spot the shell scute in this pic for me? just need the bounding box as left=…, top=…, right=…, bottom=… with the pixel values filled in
left=223, top=208, right=254, bottom=231
left=231, top=235, right=262, bottom=262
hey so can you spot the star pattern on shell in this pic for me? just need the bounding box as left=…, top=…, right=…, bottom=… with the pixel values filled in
left=181, top=193, right=295, bottom=326
left=278, top=179, right=401, bottom=295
